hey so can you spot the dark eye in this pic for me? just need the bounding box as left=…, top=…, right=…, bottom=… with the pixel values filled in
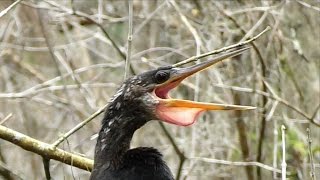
left=155, top=71, right=170, bottom=84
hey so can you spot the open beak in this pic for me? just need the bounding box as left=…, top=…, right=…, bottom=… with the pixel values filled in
left=154, top=46, right=255, bottom=126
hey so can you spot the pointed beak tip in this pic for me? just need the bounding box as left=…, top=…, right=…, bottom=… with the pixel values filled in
left=224, top=105, right=257, bottom=111
left=242, top=106, right=257, bottom=110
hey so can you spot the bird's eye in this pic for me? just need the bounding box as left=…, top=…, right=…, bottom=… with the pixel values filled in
left=155, top=71, right=170, bottom=84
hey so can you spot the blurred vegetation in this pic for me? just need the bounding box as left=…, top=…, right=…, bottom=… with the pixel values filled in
left=0, top=0, right=319, bottom=180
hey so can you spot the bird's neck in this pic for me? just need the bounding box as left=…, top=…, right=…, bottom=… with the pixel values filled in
left=93, top=103, right=150, bottom=169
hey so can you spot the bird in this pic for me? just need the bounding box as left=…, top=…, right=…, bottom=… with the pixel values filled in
left=90, top=46, right=255, bottom=180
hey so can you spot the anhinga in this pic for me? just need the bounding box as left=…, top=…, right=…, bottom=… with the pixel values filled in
left=90, top=46, right=254, bottom=180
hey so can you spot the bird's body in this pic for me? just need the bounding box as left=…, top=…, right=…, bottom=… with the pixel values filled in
left=91, top=147, right=173, bottom=180
left=90, top=47, right=254, bottom=180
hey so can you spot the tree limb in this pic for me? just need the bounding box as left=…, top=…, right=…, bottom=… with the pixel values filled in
left=0, top=125, right=93, bottom=172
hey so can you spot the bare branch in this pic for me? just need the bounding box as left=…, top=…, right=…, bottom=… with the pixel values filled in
left=296, top=0, right=320, bottom=12
left=0, top=161, right=23, bottom=180
left=42, top=158, right=51, bottom=180
left=281, top=125, right=286, bottom=180
left=124, top=0, right=133, bottom=79
left=273, top=118, right=279, bottom=179
left=0, top=0, right=23, bottom=18
left=190, top=157, right=283, bottom=174
left=173, top=26, right=270, bottom=67
left=212, top=83, right=320, bottom=127
left=0, top=63, right=123, bottom=98
left=0, top=125, right=93, bottom=171
left=0, top=113, right=13, bottom=125
left=306, top=128, right=316, bottom=180
left=52, top=104, right=108, bottom=148
left=158, top=122, right=186, bottom=180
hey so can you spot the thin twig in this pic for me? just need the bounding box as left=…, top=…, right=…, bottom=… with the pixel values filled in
left=0, top=0, right=23, bottom=18
left=240, top=10, right=269, bottom=42
left=296, top=0, right=320, bottom=12
left=173, top=26, right=270, bottom=67
left=73, top=12, right=136, bottom=76
left=176, top=157, right=186, bottom=180
left=0, top=161, right=23, bottom=180
left=21, top=1, right=128, bottom=23
left=190, top=157, right=284, bottom=174
left=70, top=0, right=75, bottom=13
left=306, top=128, right=316, bottom=180
left=0, top=125, right=93, bottom=171
left=41, top=0, right=136, bottom=75
left=42, top=157, right=51, bottom=180
left=124, top=0, right=133, bottom=79
left=1, top=50, right=46, bottom=82
left=133, top=1, right=167, bottom=35
left=273, top=118, right=279, bottom=179
left=281, top=125, right=286, bottom=180
left=158, top=122, right=186, bottom=180
left=311, top=103, right=320, bottom=120
left=0, top=63, right=123, bottom=98
left=52, top=103, right=108, bottom=148
left=0, top=113, right=13, bottom=125
left=264, top=80, right=319, bottom=126
left=213, top=5, right=269, bottom=178
left=54, top=49, right=97, bottom=110
left=169, top=2, right=202, bottom=177
left=36, top=8, right=65, bottom=80
left=211, top=83, right=320, bottom=127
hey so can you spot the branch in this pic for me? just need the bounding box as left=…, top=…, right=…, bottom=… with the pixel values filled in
left=173, top=26, right=270, bottom=67
left=190, top=157, right=283, bottom=174
left=42, top=158, right=51, bottom=180
left=124, top=0, right=133, bottom=79
left=263, top=80, right=319, bottom=126
left=42, top=0, right=136, bottom=75
left=0, top=0, right=23, bottom=18
left=20, top=0, right=136, bottom=75
left=0, top=63, right=123, bottom=98
left=233, top=94, right=254, bottom=180
left=0, top=113, right=13, bottom=125
left=311, top=103, right=320, bottom=120
left=158, top=122, right=186, bottom=180
left=212, top=83, right=320, bottom=127
left=297, top=0, right=320, bottom=12
left=169, top=2, right=201, bottom=178
left=272, top=116, right=279, bottom=179
left=52, top=104, right=108, bottom=148
left=0, top=125, right=93, bottom=172
left=0, top=161, right=23, bottom=180
left=212, top=4, right=269, bottom=178
left=1, top=50, right=46, bottom=82
left=281, top=125, right=287, bottom=180
left=306, top=128, right=316, bottom=180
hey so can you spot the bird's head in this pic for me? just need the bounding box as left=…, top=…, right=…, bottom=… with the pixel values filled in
left=111, top=46, right=255, bottom=127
